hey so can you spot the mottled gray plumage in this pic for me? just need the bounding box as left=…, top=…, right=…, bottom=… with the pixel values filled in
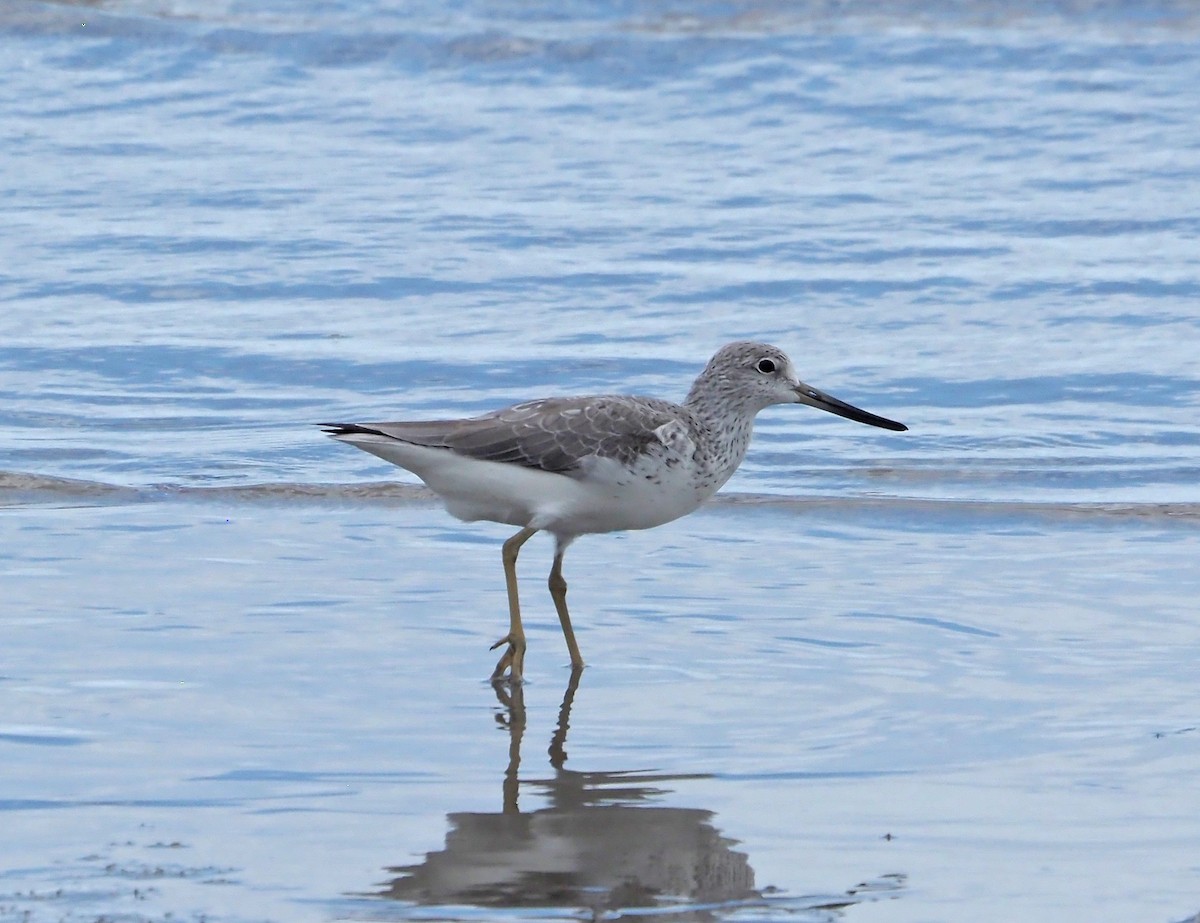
left=328, top=395, right=687, bottom=477
left=323, top=341, right=907, bottom=682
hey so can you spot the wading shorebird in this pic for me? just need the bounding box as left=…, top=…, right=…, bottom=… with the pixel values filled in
left=323, top=341, right=907, bottom=682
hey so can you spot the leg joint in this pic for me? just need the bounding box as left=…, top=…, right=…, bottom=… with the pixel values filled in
left=502, top=527, right=537, bottom=565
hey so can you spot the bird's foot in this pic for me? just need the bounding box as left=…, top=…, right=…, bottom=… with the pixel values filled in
left=489, top=634, right=526, bottom=683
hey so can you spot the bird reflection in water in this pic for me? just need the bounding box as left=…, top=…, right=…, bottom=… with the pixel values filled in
left=377, top=668, right=757, bottom=917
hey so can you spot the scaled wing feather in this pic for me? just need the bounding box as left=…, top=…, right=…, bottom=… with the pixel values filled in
left=342, top=396, right=687, bottom=475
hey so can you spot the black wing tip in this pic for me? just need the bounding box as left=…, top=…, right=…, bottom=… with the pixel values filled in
left=319, top=422, right=381, bottom=437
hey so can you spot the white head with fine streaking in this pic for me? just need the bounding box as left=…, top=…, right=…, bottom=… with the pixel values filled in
left=684, top=341, right=907, bottom=431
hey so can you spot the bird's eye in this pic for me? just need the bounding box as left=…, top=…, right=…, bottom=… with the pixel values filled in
left=755, top=358, right=776, bottom=374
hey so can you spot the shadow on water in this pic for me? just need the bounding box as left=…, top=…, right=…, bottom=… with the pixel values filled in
left=372, top=670, right=905, bottom=921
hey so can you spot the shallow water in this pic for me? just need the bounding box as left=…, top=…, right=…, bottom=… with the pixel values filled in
left=3, top=495, right=1199, bottom=923
left=3, top=1, right=1200, bottom=921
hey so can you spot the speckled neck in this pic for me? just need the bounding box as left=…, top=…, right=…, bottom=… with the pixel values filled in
left=683, top=371, right=762, bottom=488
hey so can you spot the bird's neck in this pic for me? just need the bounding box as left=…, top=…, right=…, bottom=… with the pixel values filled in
left=683, top=383, right=760, bottom=486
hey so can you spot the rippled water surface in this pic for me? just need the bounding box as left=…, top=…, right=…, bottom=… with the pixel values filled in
left=2, top=1, right=1199, bottom=921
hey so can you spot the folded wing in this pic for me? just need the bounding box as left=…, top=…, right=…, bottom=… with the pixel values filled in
left=322, top=396, right=689, bottom=476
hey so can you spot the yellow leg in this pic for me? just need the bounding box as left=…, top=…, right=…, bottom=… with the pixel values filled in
left=490, top=527, right=537, bottom=682
left=548, top=545, right=585, bottom=669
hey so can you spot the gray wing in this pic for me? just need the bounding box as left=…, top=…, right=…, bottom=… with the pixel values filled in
left=323, top=396, right=690, bottom=475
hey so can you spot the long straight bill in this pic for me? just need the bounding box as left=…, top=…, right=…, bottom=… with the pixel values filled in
left=794, top=384, right=908, bottom=432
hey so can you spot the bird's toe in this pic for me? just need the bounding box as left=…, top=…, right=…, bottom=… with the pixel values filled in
left=489, top=634, right=526, bottom=682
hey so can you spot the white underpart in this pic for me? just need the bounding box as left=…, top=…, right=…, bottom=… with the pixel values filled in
left=332, top=425, right=725, bottom=539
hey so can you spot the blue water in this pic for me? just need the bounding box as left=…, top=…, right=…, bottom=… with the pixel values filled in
left=2, top=2, right=1199, bottom=922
